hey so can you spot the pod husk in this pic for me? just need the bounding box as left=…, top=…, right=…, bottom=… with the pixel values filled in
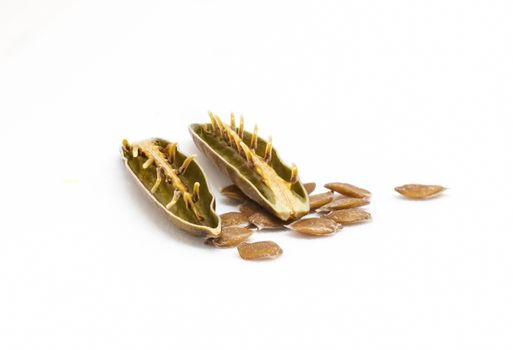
left=121, top=138, right=221, bottom=237
left=189, top=123, right=309, bottom=221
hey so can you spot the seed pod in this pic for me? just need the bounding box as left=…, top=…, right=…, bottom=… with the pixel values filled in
left=248, top=211, right=284, bottom=230
left=286, top=217, right=340, bottom=236
left=324, top=208, right=371, bottom=225
left=395, top=184, right=446, bottom=199
left=121, top=138, right=221, bottom=237
left=303, top=182, right=316, bottom=194
left=220, top=184, right=247, bottom=202
left=220, top=212, right=250, bottom=228
left=189, top=114, right=309, bottom=221
left=324, top=182, right=371, bottom=198
left=237, top=241, right=283, bottom=260
left=213, top=226, right=253, bottom=247
left=309, top=192, right=334, bottom=210
left=317, top=197, right=370, bottom=212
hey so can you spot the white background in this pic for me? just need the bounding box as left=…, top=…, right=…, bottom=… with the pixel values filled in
left=1, top=0, right=512, bottom=349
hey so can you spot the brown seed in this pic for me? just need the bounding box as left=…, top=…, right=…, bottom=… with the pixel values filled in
left=309, top=192, right=334, bottom=210
left=220, top=184, right=247, bottom=202
left=220, top=212, right=249, bottom=227
left=213, top=226, right=253, bottom=248
left=324, top=208, right=371, bottom=225
left=286, top=217, right=340, bottom=236
left=395, top=184, right=446, bottom=199
left=317, top=197, right=370, bottom=212
left=303, top=182, right=316, bottom=194
left=324, top=182, right=371, bottom=198
left=248, top=211, right=284, bottom=230
left=239, top=201, right=263, bottom=217
left=237, top=241, right=283, bottom=260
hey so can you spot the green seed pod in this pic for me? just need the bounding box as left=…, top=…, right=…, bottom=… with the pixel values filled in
left=189, top=113, right=310, bottom=221
left=121, top=138, right=221, bottom=237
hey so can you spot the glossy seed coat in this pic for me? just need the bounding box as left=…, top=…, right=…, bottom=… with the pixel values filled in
left=317, top=197, right=370, bottom=212
left=309, top=192, right=335, bottom=210
left=286, top=217, right=340, bottom=236
left=325, top=208, right=371, bottom=225
left=303, top=182, right=316, bottom=194
left=220, top=212, right=250, bottom=228
left=213, top=226, right=253, bottom=247
left=395, top=184, right=446, bottom=199
left=248, top=211, right=284, bottom=230
left=324, top=182, right=371, bottom=198
left=237, top=241, right=283, bottom=260
left=220, top=184, right=247, bottom=202
left=239, top=201, right=264, bottom=217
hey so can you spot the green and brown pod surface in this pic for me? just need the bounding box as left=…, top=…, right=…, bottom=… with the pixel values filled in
left=121, top=138, right=221, bottom=237
left=189, top=113, right=310, bottom=221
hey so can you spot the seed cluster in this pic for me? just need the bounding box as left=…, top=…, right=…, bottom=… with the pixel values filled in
left=215, top=180, right=446, bottom=260
left=216, top=181, right=373, bottom=260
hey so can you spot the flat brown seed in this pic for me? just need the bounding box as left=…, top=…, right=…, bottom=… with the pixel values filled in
left=324, top=182, right=371, bottom=198
left=303, top=182, right=316, bottom=194
left=325, top=208, right=371, bottom=225
left=395, top=184, right=446, bottom=199
left=309, top=192, right=334, bottom=210
left=213, top=226, right=253, bottom=248
left=237, top=241, right=283, bottom=260
left=286, top=217, right=340, bottom=236
left=220, top=212, right=250, bottom=228
left=220, top=184, right=247, bottom=202
left=239, top=201, right=264, bottom=217
left=248, top=211, right=284, bottom=230
left=317, top=197, right=370, bottom=212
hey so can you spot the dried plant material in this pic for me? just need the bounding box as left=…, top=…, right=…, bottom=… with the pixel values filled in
left=248, top=211, right=284, bottom=230
left=213, top=227, right=253, bottom=247
left=121, top=138, right=220, bottom=237
left=237, top=241, right=283, bottom=260
left=395, top=184, right=446, bottom=199
left=325, top=208, right=371, bottom=225
left=309, top=192, right=335, bottom=210
left=220, top=184, right=247, bottom=202
left=239, top=201, right=263, bottom=217
left=324, top=182, right=371, bottom=198
left=286, top=217, right=340, bottom=236
left=220, top=212, right=250, bottom=228
left=317, top=197, right=370, bottom=212
left=190, top=115, right=309, bottom=221
left=303, top=182, right=316, bottom=194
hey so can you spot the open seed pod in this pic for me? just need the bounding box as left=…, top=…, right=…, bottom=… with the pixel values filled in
left=121, top=138, right=221, bottom=237
left=189, top=113, right=309, bottom=221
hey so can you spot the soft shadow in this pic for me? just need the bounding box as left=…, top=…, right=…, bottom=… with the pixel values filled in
left=395, top=194, right=446, bottom=201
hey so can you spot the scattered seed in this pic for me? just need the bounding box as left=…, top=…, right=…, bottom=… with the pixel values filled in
left=309, top=192, right=334, bottom=210
left=317, top=197, right=370, bottom=212
left=239, top=201, right=264, bottom=217
left=286, top=217, right=340, bottom=236
left=248, top=211, right=284, bottom=230
left=324, top=182, right=371, bottom=198
left=213, top=226, right=253, bottom=247
left=237, top=241, right=283, bottom=260
left=220, top=184, right=247, bottom=202
left=220, top=212, right=250, bottom=228
left=303, top=182, right=316, bottom=194
left=324, top=208, right=371, bottom=225
left=395, top=184, right=446, bottom=199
